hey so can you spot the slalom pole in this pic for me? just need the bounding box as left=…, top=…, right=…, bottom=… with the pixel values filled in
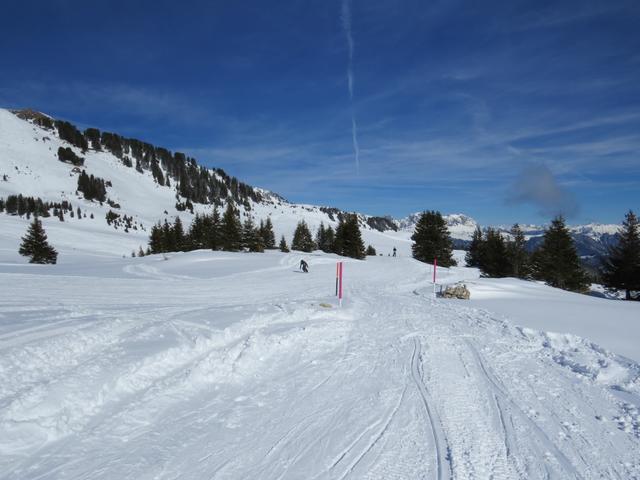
left=335, top=262, right=339, bottom=296
left=433, top=256, right=437, bottom=297
left=338, top=261, right=343, bottom=307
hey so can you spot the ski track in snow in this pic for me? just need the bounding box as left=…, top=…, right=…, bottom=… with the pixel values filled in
left=409, top=336, right=450, bottom=480
left=0, top=251, right=639, bottom=479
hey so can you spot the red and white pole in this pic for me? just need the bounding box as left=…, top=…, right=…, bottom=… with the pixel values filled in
left=338, top=261, right=343, bottom=307
left=433, top=257, right=437, bottom=283
left=433, top=257, right=437, bottom=297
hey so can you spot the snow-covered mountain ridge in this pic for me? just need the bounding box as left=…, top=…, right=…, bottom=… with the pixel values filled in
left=0, top=108, right=411, bottom=259
left=0, top=108, right=622, bottom=261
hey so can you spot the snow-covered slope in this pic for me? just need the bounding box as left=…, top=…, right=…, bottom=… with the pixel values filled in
left=0, top=103, right=627, bottom=309
left=0, top=108, right=624, bottom=264
left=0, top=250, right=638, bottom=478
left=0, top=108, right=413, bottom=260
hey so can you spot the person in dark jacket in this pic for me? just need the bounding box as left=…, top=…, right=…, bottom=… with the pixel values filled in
left=300, top=259, right=309, bottom=273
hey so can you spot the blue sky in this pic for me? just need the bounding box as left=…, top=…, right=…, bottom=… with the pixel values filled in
left=1, top=0, right=639, bottom=225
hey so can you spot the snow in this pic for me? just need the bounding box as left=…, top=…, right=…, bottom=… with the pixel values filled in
left=2, top=107, right=640, bottom=478
left=0, top=250, right=639, bottom=478
left=466, top=277, right=640, bottom=363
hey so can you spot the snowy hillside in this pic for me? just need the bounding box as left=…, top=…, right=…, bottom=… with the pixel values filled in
left=0, top=250, right=639, bottom=478
left=0, top=109, right=410, bottom=260
left=1, top=108, right=623, bottom=265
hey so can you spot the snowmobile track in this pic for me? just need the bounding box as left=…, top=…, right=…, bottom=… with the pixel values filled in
left=464, top=339, right=584, bottom=480
left=410, top=336, right=452, bottom=480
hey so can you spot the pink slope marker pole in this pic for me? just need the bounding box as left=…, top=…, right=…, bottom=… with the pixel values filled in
left=338, top=262, right=343, bottom=307
left=433, top=257, right=437, bottom=297
left=335, top=262, right=339, bottom=296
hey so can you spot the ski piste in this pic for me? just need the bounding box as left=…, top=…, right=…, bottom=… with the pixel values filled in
left=1, top=250, right=638, bottom=478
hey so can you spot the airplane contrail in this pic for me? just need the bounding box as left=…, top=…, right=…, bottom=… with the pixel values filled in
left=341, top=0, right=359, bottom=174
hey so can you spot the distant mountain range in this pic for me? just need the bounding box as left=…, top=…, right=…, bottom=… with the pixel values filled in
left=397, top=213, right=620, bottom=266
left=0, top=108, right=621, bottom=265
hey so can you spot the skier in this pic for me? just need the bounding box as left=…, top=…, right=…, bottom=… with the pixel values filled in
left=300, top=259, right=309, bottom=273
left=392, top=247, right=397, bottom=257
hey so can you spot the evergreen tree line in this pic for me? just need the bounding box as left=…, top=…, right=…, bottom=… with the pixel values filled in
left=77, top=171, right=107, bottom=202
left=408, top=210, right=591, bottom=293
left=146, top=209, right=371, bottom=261
left=1, top=195, right=75, bottom=219
left=39, top=114, right=264, bottom=207
left=148, top=204, right=276, bottom=254
left=93, top=135, right=262, bottom=208
left=290, top=215, right=369, bottom=260
left=465, top=211, right=640, bottom=297
left=465, top=224, right=530, bottom=279
left=466, top=218, right=589, bottom=292
left=1, top=194, right=51, bottom=217
left=22, top=111, right=264, bottom=208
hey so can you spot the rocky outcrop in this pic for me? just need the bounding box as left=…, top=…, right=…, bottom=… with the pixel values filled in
left=441, top=283, right=470, bottom=300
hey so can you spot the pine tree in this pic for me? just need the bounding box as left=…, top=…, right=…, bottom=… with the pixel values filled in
left=532, top=216, right=589, bottom=292
left=162, top=220, right=174, bottom=252
left=149, top=222, right=164, bottom=253
left=279, top=235, right=290, bottom=253
left=291, top=220, right=315, bottom=252
left=481, top=228, right=511, bottom=277
left=242, top=217, right=264, bottom=252
left=465, top=226, right=484, bottom=268
left=601, top=210, right=640, bottom=300
left=334, top=214, right=366, bottom=259
left=187, top=213, right=206, bottom=250
left=173, top=217, right=186, bottom=251
left=324, top=225, right=335, bottom=253
left=207, top=207, right=222, bottom=250
left=411, top=211, right=456, bottom=267
left=138, top=246, right=145, bottom=257
left=19, top=217, right=58, bottom=264
left=507, top=224, right=530, bottom=278
left=260, top=217, right=276, bottom=249
left=366, top=245, right=377, bottom=256
left=221, top=203, right=242, bottom=251
left=316, top=222, right=327, bottom=252
left=258, top=220, right=266, bottom=248
left=315, top=222, right=335, bottom=253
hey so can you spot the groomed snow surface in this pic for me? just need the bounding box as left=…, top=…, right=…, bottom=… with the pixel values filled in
left=1, top=250, right=639, bottom=479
